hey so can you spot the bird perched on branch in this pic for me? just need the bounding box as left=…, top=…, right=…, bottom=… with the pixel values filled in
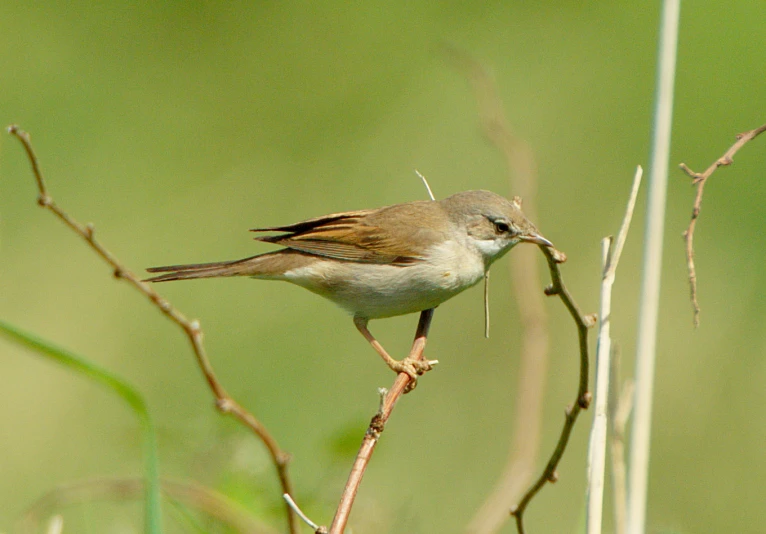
left=147, top=190, right=552, bottom=386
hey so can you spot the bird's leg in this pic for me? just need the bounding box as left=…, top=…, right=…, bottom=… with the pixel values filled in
left=409, top=308, right=435, bottom=362
left=354, top=313, right=438, bottom=390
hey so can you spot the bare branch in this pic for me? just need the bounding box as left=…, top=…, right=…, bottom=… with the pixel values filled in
left=7, top=125, right=299, bottom=534
left=328, top=309, right=434, bottom=534
left=511, top=246, right=595, bottom=534
left=679, top=123, right=766, bottom=327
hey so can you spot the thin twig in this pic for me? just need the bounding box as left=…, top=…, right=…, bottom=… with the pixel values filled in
left=415, top=169, right=436, bottom=201
left=448, top=47, right=552, bottom=534
left=328, top=309, right=434, bottom=534
left=283, top=494, right=326, bottom=533
left=586, top=166, right=643, bottom=534
left=679, top=122, right=766, bottom=327
left=483, top=271, right=490, bottom=338
left=607, top=167, right=644, bottom=279
left=7, top=125, right=299, bottom=534
left=511, top=246, right=595, bottom=534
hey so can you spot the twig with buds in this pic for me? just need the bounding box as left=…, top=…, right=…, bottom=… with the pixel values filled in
left=511, top=246, right=596, bottom=534
left=679, top=123, right=766, bottom=327
left=7, top=125, right=299, bottom=534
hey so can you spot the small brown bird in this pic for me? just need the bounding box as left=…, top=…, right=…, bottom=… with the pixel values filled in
left=147, top=190, right=551, bottom=382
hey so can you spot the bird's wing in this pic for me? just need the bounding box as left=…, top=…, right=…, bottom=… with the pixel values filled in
left=251, top=203, right=445, bottom=265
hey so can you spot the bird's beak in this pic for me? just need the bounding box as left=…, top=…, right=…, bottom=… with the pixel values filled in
left=519, top=233, right=553, bottom=247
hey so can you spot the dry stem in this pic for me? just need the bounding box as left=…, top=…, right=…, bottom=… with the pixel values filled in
left=608, top=349, right=634, bottom=534
left=327, top=309, right=434, bottom=534
left=283, top=493, right=325, bottom=533
left=511, top=246, right=595, bottom=534
left=7, top=125, right=299, bottom=534
left=679, top=123, right=766, bottom=327
left=627, top=3, right=680, bottom=529
left=586, top=166, right=643, bottom=534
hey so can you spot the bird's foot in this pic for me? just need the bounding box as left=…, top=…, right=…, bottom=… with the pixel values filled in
left=389, top=356, right=439, bottom=393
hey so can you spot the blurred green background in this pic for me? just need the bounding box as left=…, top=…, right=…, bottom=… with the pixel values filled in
left=2, top=2, right=765, bottom=533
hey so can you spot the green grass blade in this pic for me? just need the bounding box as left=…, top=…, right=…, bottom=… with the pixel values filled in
left=0, top=319, right=162, bottom=534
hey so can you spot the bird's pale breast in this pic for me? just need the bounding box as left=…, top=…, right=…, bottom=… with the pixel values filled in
left=281, top=239, right=486, bottom=319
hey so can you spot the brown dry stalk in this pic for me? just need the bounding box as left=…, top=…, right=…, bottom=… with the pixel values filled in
left=7, top=125, right=299, bottom=534
left=680, top=123, right=766, bottom=327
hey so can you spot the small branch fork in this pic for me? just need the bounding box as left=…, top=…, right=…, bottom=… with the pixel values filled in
left=7, top=125, right=299, bottom=534
left=511, top=246, right=596, bottom=534
left=679, top=123, right=766, bottom=327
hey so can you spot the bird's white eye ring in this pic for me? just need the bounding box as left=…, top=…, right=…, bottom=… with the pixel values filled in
left=493, top=220, right=511, bottom=234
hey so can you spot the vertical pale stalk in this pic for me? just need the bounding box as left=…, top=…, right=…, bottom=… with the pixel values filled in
left=587, top=167, right=643, bottom=534
left=628, top=1, right=681, bottom=533
left=587, top=238, right=614, bottom=534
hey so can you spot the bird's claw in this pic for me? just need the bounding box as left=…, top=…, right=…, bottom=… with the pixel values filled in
left=390, top=357, right=438, bottom=393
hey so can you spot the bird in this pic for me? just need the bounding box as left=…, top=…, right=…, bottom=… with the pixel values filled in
left=147, top=190, right=552, bottom=385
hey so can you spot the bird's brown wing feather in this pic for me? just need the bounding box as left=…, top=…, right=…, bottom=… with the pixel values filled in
left=251, top=203, right=446, bottom=265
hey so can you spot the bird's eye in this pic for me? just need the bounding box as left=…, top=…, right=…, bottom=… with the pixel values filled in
left=493, top=220, right=511, bottom=234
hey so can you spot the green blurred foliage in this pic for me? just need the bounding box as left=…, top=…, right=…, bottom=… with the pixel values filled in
left=1, top=1, right=765, bottom=533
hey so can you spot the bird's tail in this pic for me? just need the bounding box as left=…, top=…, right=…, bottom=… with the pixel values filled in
left=145, top=250, right=317, bottom=282
left=145, top=254, right=267, bottom=282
